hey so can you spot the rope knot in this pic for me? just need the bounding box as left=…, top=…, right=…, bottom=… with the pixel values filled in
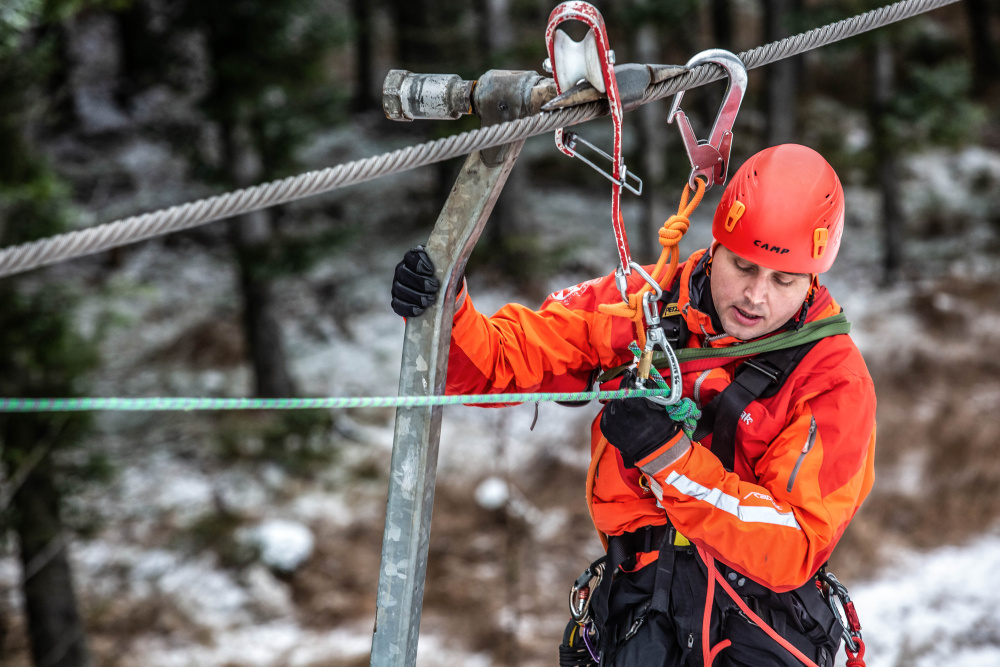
left=659, top=215, right=691, bottom=248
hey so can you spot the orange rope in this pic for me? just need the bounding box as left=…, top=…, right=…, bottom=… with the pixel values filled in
left=598, top=178, right=706, bottom=348
left=586, top=178, right=706, bottom=549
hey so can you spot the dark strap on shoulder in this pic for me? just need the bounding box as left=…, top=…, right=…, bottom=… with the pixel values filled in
left=693, top=339, right=823, bottom=471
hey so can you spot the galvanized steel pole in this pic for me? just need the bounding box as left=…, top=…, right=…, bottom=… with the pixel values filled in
left=370, top=141, right=525, bottom=666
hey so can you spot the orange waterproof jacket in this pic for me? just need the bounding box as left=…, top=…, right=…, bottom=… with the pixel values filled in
left=446, top=249, right=876, bottom=593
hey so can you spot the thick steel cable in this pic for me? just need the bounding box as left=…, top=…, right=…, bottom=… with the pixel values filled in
left=0, top=0, right=960, bottom=279
left=640, top=0, right=961, bottom=105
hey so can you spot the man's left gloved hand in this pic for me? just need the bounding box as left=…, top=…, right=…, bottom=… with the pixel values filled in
left=391, top=245, right=440, bottom=318
left=600, top=371, right=683, bottom=468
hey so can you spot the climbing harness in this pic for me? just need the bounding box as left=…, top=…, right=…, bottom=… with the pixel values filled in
left=544, top=1, right=641, bottom=278
left=668, top=50, right=748, bottom=190
left=690, top=337, right=827, bottom=472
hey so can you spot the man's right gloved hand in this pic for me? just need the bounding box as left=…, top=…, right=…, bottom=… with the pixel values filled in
left=391, top=245, right=441, bottom=318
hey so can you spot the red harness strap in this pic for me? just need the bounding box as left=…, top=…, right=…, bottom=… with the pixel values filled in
left=697, top=545, right=831, bottom=667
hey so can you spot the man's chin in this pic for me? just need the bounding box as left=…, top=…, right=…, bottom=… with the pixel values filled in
left=720, top=315, right=768, bottom=341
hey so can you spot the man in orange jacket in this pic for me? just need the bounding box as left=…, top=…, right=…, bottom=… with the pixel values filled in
left=391, top=144, right=876, bottom=667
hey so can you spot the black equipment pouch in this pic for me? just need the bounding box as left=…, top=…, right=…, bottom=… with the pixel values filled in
left=712, top=561, right=842, bottom=664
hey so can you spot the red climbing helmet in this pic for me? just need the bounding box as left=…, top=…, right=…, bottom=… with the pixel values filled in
left=711, top=144, right=845, bottom=274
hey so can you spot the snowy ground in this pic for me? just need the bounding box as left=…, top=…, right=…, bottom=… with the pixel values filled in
left=4, top=126, right=1000, bottom=665
left=849, top=531, right=1000, bottom=667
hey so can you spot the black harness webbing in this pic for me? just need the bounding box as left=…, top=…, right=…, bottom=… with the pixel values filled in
left=691, top=339, right=823, bottom=471
left=592, top=525, right=670, bottom=629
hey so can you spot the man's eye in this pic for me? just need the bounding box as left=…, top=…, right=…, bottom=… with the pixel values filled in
left=736, top=263, right=753, bottom=273
left=774, top=275, right=794, bottom=287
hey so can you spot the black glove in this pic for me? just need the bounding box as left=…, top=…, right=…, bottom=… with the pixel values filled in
left=600, top=371, right=682, bottom=468
left=391, top=246, right=440, bottom=318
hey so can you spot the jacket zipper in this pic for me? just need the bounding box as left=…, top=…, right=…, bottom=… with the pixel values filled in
left=786, top=416, right=817, bottom=493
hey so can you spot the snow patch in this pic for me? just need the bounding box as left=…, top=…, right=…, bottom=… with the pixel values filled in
left=240, top=519, right=314, bottom=573
left=849, top=532, right=1000, bottom=667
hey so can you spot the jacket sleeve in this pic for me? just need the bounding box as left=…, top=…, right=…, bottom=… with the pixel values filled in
left=635, top=359, right=877, bottom=592
left=445, top=275, right=637, bottom=397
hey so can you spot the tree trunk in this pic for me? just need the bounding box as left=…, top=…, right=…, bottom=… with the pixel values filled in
left=64, top=12, right=130, bottom=135
left=6, top=421, right=91, bottom=667
left=872, top=35, right=904, bottom=283
left=635, top=23, right=668, bottom=262
left=229, top=218, right=297, bottom=398
left=764, top=0, right=800, bottom=145
left=476, top=0, right=532, bottom=282
left=227, top=123, right=296, bottom=398
left=476, top=0, right=513, bottom=68
left=964, top=0, right=998, bottom=93
left=351, top=0, right=375, bottom=111
left=390, top=0, right=435, bottom=71
left=711, top=0, right=733, bottom=51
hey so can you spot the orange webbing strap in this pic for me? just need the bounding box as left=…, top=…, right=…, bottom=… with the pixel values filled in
left=597, top=177, right=706, bottom=349
left=586, top=178, right=706, bottom=550
left=586, top=438, right=610, bottom=551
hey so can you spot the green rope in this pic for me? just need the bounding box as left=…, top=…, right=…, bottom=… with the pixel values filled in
left=627, top=341, right=702, bottom=437
left=0, top=315, right=850, bottom=416
left=0, top=387, right=672, bottom=413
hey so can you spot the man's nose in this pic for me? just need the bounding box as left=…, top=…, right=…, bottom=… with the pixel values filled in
left=745, top=275, right=769, bottom=304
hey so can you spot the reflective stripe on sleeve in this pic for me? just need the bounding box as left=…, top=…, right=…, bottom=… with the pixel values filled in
left=663, top=471, right=802, bottom=530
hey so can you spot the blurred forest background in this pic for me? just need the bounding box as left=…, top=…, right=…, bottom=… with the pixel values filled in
left=2, top=0, right=1000, bottom=665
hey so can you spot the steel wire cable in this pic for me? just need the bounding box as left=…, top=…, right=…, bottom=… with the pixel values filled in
left=0, top=0, right=960, bottom=279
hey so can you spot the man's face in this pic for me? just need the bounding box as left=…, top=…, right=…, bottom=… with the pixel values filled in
left=709, top=245, right=813, bottom=341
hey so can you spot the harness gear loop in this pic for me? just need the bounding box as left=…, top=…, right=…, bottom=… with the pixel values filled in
left=544, top=1, right=639, bottom=276
left=599, top=177, right=706, bottom=348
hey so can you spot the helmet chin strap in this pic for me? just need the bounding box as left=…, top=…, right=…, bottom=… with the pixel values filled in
left=793, top=277, right=819, bottom=331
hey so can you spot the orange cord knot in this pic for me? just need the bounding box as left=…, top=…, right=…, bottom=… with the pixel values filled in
left=597, top=178, right=706, bottom=349
left=658, top=215, right=690, bottom=248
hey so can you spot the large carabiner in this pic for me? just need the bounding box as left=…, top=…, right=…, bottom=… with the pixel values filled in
left=544, top=1, right=637, bottom=276
left=668, top=49, right=747, bottom=190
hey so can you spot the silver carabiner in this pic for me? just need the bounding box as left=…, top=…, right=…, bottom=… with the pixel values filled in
left=569, top=559, right=605, bottom=623
left=639, top=313, right=683, bottom=407
left=615, top=261, right=662, bottom=304
left=668, top=49, right=747, bottom=190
